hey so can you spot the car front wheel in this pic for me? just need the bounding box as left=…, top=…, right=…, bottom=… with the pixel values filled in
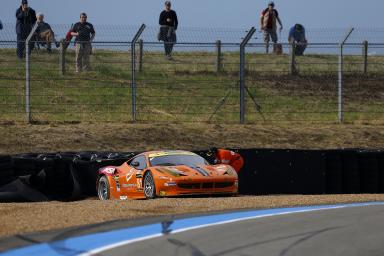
left=144, top=171, right=156, bottom=199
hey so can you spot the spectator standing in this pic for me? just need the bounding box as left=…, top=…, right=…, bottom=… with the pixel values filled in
left=71, top=13, right=95, bottom=72
left=210, top=148, right=244, bottom=174
left=16, top=0, right=36, bottom=59
left=159, top=1, right=178, bottom=60
left=260, top=1, right=283, bottom=53
left=288, top=24, right=307, bottom=56
left=35, top=13, right=59, bottom=53
left=0, top=20, right=3, bottom=30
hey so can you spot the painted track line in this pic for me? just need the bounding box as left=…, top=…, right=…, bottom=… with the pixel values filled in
left=2, top=202, right=384, bottom=256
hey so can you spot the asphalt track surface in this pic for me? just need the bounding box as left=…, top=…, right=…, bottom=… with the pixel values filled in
left=100, top=204, right=384, bottom=256
left=1, top=202, right=384, bottom=256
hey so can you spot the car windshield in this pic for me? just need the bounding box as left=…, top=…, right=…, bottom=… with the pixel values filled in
left=150, top=154, right=208, bottom=167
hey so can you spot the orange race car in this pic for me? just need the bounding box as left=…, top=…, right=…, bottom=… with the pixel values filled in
left=96, top=150, right=238, bottom=200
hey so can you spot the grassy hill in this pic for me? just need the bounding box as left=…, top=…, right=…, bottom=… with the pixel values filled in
left=0, top=47, right=383, bottom=124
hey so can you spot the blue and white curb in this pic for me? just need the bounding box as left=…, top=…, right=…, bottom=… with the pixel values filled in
left=2, top=202, right=384, bottom=256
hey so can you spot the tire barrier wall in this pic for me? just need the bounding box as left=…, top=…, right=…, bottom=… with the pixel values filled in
left=237, top=149, right=384, bottom=195
left=0, top=149, right=383, bottom=202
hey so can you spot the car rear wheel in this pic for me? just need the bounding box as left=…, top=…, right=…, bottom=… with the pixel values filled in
left=144, top=171, right=156, bottom=199
left=97, top=176, right=110, bottom=200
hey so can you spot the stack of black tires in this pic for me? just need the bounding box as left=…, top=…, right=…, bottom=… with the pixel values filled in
left=0, top=152, right=134, bottom=202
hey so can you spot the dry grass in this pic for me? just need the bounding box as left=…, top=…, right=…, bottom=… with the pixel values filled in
left=1, top=122, right=384, bottom=154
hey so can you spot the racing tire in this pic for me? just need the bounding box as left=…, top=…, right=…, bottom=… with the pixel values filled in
left=97, top=176, right=110, bottom=200
left=144, top=171, right=156, bottom=199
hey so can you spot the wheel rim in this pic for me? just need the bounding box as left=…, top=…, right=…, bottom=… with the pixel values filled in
left=98, top=179, right=108, bottom=200
left=144, top=173, right=154, bottom=198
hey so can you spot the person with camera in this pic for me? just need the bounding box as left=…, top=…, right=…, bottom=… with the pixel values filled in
left=159, top=1, right=178, bottom=60
left=16, top=0, right=36, bottom=59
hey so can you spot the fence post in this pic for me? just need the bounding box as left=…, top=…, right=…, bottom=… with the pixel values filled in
left=338, top=27, right=354, bottom=123
left=215, top=40, right=222, bottom=73
left=239, top=27, right=256, bottom=124
left=59, top=41, right=66, bottom=76
left=289, top=42, right=297, bottom=75
left=131, top=24, right=146, bottom=122
left=362, top=40, right=368, bottom=74
left=25, top=23, right=38, bottom=123
left=338, top=44, right=344, bottom=123
left=137, top=39, right=144, bottom=72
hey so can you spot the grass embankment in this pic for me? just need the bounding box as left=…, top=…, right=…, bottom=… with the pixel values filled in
left=0, top=48, right=383, bottom=123
left=0, top=123, right=384, bottom=154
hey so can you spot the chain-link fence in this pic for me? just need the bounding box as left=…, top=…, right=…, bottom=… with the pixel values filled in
left=1, top=23, right=384, bottom=124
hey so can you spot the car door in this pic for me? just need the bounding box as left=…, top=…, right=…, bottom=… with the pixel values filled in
left=123, top=155, right=148, bottom=194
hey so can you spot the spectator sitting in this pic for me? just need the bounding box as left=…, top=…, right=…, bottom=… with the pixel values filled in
left=35, top=13, right=59, bottom=52
left=288, top=24, right=307, bottom=56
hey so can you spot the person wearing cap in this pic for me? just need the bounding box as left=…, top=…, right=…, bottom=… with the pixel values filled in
left=159, top=1, right=178, bottom=60
left=15, top=0, right=36, bottom=59
left=288, top=24, right=307, bottom=56
left=35, top=13, right=59, bottom=53
left=71, top=13, right=95, bottom=72
left=260, top=1, right=283, bottom=53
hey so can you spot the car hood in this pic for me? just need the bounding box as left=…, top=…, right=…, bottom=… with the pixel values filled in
left=153, top=164, right=236, bottom=178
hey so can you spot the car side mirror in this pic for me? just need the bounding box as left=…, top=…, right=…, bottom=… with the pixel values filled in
left=131, top=161, right=140, bottom=167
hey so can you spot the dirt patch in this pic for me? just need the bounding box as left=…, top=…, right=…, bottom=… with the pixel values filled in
left=1, top=123, right=384, bottom=154
left=1, top=195, right=384, bottom=237
left=248, top=75, right=384, bottom=100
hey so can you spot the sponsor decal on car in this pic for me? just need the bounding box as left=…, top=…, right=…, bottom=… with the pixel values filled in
left=122, top=184, right=136, bottom=188
left=112, top=175, right=121, bottom=192
left=125, top=171, right=134, bottom=182
left=104, top=167, right=116, bottom=174
left=164, top=181, right=177, bottom=187
left=119, top=196, right=128, bottom=200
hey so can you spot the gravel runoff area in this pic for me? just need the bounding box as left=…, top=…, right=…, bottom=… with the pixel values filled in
left=1, top=195, right=384, bottom=238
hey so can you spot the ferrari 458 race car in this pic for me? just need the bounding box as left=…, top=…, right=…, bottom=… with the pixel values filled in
left=96, top=150, right=238, bottom=200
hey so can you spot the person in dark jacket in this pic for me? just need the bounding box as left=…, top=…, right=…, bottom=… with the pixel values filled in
left=16, top=0, right=36, bottom=59
left=71, top=13, right=95, bottom=72
left=0, top=20, right=3, bottom=30
left=288, top=24, right=307, bottom=56
left=159, top=1, right=178, bottom=60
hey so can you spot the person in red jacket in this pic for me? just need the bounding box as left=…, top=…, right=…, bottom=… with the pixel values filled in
left=211, top=148, right=244, bottom=173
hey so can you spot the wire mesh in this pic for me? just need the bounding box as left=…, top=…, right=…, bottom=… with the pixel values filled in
left=0, top=24, right=384, bottom=124
left=135, top=42, right=240, bottom=123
